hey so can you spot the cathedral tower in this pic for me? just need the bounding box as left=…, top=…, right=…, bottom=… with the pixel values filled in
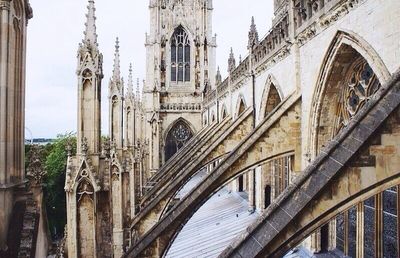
left=144, top=0, right=217, bottom=171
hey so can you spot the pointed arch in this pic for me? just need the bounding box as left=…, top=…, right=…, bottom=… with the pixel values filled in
left=164, top=118, right=195, bottom=161
left=76, top=179, right=95, bottom=258
left=170, top=25, right=191, bottom=83
left=211, top=111, right=216, bottom=123
left=221, top=104, right=228, bottom=120
left=308, top=30, right=391, bottom=158
left=235, top=94, right=247, bottom=119
left=259, top=75, right=283, bottom=121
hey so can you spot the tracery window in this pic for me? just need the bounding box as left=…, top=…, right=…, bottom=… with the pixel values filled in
left=165, top=120, right=193, bottom=161
left=334, top=58, right=380, bottom=134
left=171, top=26, right=190, bottom=83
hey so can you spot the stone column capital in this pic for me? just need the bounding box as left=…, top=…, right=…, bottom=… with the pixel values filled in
left=0, top=0, right=11, bottom=11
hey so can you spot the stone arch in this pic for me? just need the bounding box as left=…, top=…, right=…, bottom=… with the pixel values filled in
left=164, top=118, right=195, bottom=161
left=235, top=94, right=247, bottom=118
left=211, top=111, right=216, bottom=122
left=307, top=30, right=392, bottom=253
left=76, top=179, right=95, bottom=258
left=259, top=75, right=283, bottom=121
left=221, top=104, right=228, bottom=120
left=309, top=30, right=390, bottom=158
left=169, top=25, right=193, bottom=83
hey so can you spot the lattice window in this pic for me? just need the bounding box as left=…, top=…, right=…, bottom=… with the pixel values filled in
left=171, top=26, right=190, bottom=83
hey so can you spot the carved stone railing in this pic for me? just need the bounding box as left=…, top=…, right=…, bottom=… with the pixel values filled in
left=294, top=0, right=344, bottom=32
left=295, top=0, right=366, bottom=46
left=160, top=102, right=202, bottom=111
left=202, top=10, right=290, bottom=107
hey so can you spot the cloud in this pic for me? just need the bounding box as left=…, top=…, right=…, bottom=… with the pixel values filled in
left=26, top=0, right=273, bottom=138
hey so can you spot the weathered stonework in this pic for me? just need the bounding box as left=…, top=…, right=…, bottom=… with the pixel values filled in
left=64, top=0, right=400, bottom=257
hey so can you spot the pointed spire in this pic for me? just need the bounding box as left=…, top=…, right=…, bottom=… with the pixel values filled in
left=127, top=63, right=134, bottom=97
left=216, top=66, right=222, bottom=85
left=228, top=48, right=236, bottom=73
left=248, top=16, right=259, bottom=50
left=136, top=78, right=140, bottom=96
left=113, top=37, right=121, bottom=82
left=84, top=0, right=98, bottom=45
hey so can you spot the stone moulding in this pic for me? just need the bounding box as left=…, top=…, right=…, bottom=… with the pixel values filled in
left=295, top=0, right=367, bottom=47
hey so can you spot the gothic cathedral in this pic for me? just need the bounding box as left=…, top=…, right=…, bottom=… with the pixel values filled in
left=65, top=0, right=216, bottom=257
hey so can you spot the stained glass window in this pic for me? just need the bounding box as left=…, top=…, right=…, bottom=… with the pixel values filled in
left=383, top=187, right=398, bottom=258
left=348, top=207, right=357, bottom=257
left=364, top=197, right=375, bottom=258
left=336, top=213, right=345, bottom=253
left=171, top=26, right=190, bottom=83
left=165, top=121, right=193, bottom=161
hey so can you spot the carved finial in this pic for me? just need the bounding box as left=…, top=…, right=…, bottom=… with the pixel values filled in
left=66, top=140, right=73, bottom=157
left=216, top=66, right=222, bottom=85
left=110, top=140, right=117, bottom=152
left=136, top=78, right=141, bottom=102
left=113, top=37, right=121, bottom=82
left=83, top=0, right=98, bottom=45
left=81, top=137, right=89, bottom=155
left=102, top=138, right=111, bottom=157
left=248, top=16, right=259, bottom=50
left=228, top=48, right=236, bottom=73
left=127, top=63, right=134, bottom=98
left=27, top=145, right=47, bottom=186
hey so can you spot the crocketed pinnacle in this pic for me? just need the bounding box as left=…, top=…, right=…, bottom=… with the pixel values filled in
left=216, top=66, right=222, bottom=84
left=113, top=37, right=121, bottom=82
left=84, top=0, right=98, bottom=45
left=127, top=63, right=134, bottom=97
left=228, top=47, right=236, bottom=73
left=248, top=16, right=259, bottom=50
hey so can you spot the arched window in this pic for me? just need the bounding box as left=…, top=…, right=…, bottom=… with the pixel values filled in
left=165, top=120, right=194, bottom=161
left=171, top=26, right=190, bottom=83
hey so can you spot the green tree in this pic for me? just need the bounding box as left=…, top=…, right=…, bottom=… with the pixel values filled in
left=25, top=134, right=76, bottom=239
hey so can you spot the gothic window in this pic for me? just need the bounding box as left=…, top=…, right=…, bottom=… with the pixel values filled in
left=333, top=186, right=400, bottom=257
left=272, top=155, right=293, bottom=198
left=165, top=120, right=194, bottom=161
left=171, top=26, right=190, bottom=83
left=334, top=58, right=380, bottom=134
left=264, top=83, right=281, bottom=118
left=238, top=97, right=246, bottom=117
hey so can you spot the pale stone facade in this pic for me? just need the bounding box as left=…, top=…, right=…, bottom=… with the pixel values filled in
left=0, top=0, right=33, bottom=254
left=66, top=0, right=400, bottom=257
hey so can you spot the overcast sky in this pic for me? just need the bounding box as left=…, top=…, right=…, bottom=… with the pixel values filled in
left=25, top=0, right=273, bottom=138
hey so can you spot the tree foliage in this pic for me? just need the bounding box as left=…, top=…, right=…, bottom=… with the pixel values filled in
left=26, top=133, right=76, bottom=239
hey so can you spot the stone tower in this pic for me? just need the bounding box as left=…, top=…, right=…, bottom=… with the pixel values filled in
left=76, top=0, right=103, bottom=154
left=109, top=38, right=124, bottom=149
left=65, top=0, right=107, bottom=257
left=143, top=0, right=217, bottom=171
left=0, top=0, right=33, bottom=252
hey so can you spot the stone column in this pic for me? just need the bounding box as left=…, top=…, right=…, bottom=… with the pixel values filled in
left=0, top=0, right=11, bottom=184
left=0, top=0, right=12, bottom=251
